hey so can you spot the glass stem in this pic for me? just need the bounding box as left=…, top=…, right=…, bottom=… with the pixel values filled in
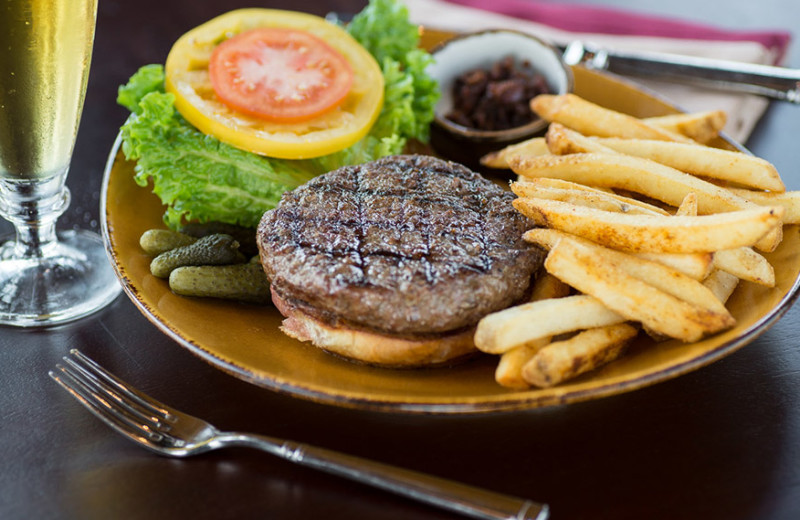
left=0, top=172, right=70, bottom=259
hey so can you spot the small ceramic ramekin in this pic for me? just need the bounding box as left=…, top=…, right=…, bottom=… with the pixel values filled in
left=426, top=29, right=573, bottom=170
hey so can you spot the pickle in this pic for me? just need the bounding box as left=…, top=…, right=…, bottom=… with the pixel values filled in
left=180, top=222, right=259, bottom=257
left=139, top=229, right=197, bottom=256
left=168, top=262, right=270, bottom=304
left=150, top=234, right=246, bottom=278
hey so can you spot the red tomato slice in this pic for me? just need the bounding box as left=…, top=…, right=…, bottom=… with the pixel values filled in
left=209, top=28, right=354, bottom=123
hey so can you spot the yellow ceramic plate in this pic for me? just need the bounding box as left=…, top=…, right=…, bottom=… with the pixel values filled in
left=101, top=64, right=800, bottom=415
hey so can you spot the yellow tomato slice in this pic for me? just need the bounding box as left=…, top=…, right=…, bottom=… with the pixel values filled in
left=165, top=9, right=384, bottom=159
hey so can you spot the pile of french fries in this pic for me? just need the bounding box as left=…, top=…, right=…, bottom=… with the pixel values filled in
left=475, top=93, right=799, bottom=390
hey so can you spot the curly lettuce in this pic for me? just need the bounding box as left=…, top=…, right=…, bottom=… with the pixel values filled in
left=346, top=0, right=438, bottom=143
left=117, top=0, right=438, bottom=229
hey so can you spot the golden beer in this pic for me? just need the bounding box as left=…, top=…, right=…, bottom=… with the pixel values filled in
left=0, top=0, right=97, bottom=180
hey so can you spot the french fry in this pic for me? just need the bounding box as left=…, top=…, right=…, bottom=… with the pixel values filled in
left=511, top=183, right=667, bottom=217
left=523, top=227, right=713, bottom=280
left=528, top=272, right=572, bottom=301
left=479, top=136, right=549, bottom=169
left=543, top=238, right=736, bottom=342
left=636, top=195, right=712, bottom=280
left=643, top=110, right=727, bottom=144
left=511, top=178, right=669, bottom=216
left=484, top=108, right=727, bottom=169
left=595, top=138, right=785, bottom=192
left=728, top=188, right=800, bottom=224
left=495, top=344, right=545, bottom=390
left=531, top=231, right=729, bottom=314
left=634, top=251, right=714, bottom=281
left=515, top=198, right=783, bottom=254
left=703, top=269, right=740, bottom=304
left=545, top=123, right=618, bottom=155
left=522, top=323, right=639, bottom=388
left=509, top=153, right=782, bottom=251
left=474, top=295, right=626, bottom=355
left=676, top=193, right=698, bottom=216
left=713, top=247, right=775, bottom=286
left=605, top=252, right=727, bottom=315
left=530, top=93, right=693, bottom=143
left=511, top=153, right=760, bottom=215
left=494, top=273, right=570, bottom=389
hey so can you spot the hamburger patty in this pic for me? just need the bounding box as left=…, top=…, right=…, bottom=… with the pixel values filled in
left=257, top=155, right=543, bottom=336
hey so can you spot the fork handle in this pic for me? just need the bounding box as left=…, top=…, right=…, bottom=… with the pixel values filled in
left=226, top=433, right=549, bottom=520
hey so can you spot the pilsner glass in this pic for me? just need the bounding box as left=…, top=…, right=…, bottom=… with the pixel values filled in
left=0, top=0, right=121, bottom=326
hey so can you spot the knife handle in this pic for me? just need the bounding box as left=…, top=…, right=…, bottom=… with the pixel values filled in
left=562, top=41, right=800, bottom=103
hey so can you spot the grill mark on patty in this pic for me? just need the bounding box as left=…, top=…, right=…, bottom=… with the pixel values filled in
left=418, top=163, right=436, bottom=285
left=353, top=159, right=367, bottom=285
left=280, top=177, right=498, bottom=282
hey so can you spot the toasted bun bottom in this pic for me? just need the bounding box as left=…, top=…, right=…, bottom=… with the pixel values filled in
left=272, top=290, right=477, bottom=368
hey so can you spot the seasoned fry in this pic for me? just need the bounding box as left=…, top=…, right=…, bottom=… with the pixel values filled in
left=479, top=136, right=549, bottom=169
left=511, top=183, right=667, bottom=217
left=474, top=295, right=626, bottom=355
left=703, top=269, right=740, bottom=304
left=544, top=238, right=736, bottom=342
left=532, top=231, right=728, bottom=314
left=676, top=192, right=698, bottom=216
left=515, top=198, right=783, bottom=254
left=713, top=247, right=775, bottom=286
left=518, top=228, right=575, bottom=250
left=511, top=178, right=669, bottom=216
left=643, top=110, right=727, bottom=144
left=494, top=273, right=570, bottom=389
left=728, top=188, right=800, bottom=224
left=530, top=93, right=693, bottom=142
left=495, top=344, right=544, bottom=389
left=640, top=193, right=711, bottom=279
left=509, top=153, right=782, bottom=251
left=522, top=323, right=639, bottom=388
left=595, top=138, right=785, bottom=192
left=545, top=123, right=617, bottom=155
left=634, top=251, right=714, bottom=281
left=523, top=227, right=713, bottom=280
left=481, top=109, right=727, bottom=169
left=511, top=153, right=757, bottom=214
left=528, top=272, right=572, bottom=301
left=605, top=252, right=727, bottom=315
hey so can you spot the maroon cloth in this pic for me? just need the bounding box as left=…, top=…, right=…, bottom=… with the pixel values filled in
left=444, top=0, right=792, bottom=63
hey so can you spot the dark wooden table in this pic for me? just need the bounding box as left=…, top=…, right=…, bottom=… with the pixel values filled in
left=2, top=1, right=799, bottom=519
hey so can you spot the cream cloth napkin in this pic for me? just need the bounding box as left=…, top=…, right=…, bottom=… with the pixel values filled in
left=405, top=0, right=791, bottom=143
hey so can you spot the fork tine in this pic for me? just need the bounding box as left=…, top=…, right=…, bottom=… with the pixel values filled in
left=49, top=364, right=165, bottom=444
left=60, top=355, right=166, bottom=429
left=66, top=349, right=174, bottom=421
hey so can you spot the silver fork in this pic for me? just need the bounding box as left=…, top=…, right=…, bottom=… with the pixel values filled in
left=49, top=349, right=549, bottom=520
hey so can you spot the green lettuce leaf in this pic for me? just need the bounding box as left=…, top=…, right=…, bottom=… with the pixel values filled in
left=117, top=0, right=438, bottom=229
left=117, top=64, right=165, bottom=115
left=121, top=88, right=319, bottom=228
left=345, top=0, right=438, bottom=144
